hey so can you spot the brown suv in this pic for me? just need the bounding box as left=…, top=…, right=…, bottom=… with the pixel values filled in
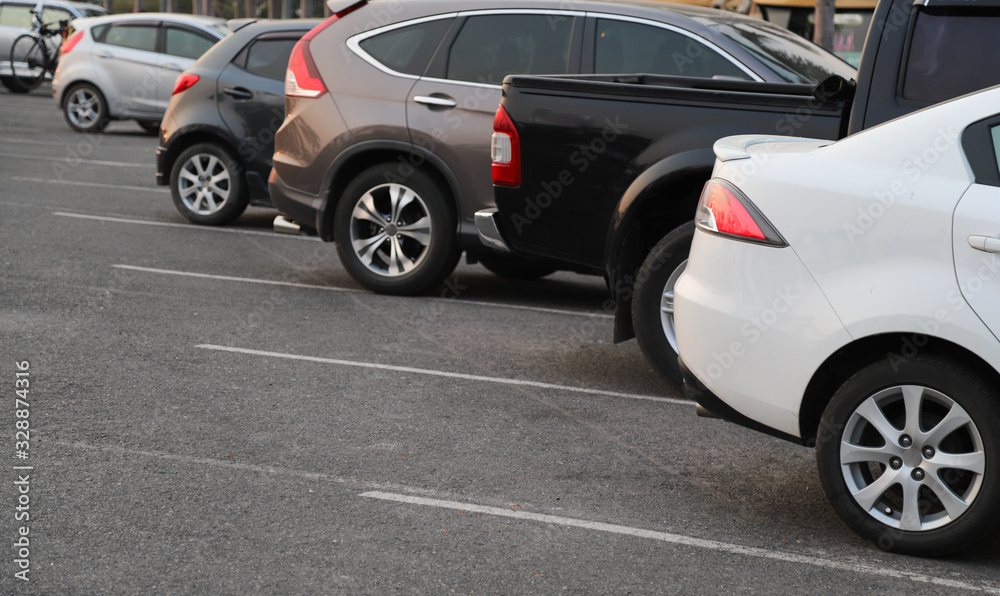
left=269, top=0, right=823, bottom=294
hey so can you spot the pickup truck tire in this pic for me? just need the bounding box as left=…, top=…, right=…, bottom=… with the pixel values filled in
left=478, top=254, right=556, bottom=280
left=632, top=221, right=694, bottom=387
left=335, top=164, right=460, bottom=295
left=815, top=355, right=1000, bottom=557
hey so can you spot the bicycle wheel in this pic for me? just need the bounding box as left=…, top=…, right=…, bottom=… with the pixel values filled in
left=8, top=34, right=46, bottom=92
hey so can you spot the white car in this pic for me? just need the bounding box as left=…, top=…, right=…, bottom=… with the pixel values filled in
left=674, top=85, right=1000, bottom=556
left=52, top=12, right=227, bottom=133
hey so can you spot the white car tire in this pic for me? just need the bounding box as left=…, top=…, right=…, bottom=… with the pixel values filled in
left=816, top=355, right=1000, bottom=556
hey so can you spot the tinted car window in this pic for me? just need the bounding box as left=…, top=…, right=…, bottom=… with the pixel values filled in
left=104, top=23, right=157, bottom=52
left=359, top=18, right=450, bottom=77
left=164, top=26, right=215, bottom=59
left=595, top=18, right=750, bottom=80
left=0, top=4, right=32, bottom=27
left=709, top=19, right=855, bottom=84
left=446, top=14, right=573, bottom=84
left=902, top=8, right=1000, bottom=103
left=241, top=37, right=299, bottom=80
left=993, top=126, right=1000, bottom=174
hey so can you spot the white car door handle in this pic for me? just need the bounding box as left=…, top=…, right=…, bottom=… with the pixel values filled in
left=413, top=95, right=457, bottom=108
left=95, top=51, right=113, bottom=59
left=162, top=63, right=183, bottom=72
left=968, top=235, right=1000, bottom=253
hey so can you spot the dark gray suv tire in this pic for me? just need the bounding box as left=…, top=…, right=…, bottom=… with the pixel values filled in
left=170, top=143, right=249, bottom=225
left=334, top=163, right=460, bottom=295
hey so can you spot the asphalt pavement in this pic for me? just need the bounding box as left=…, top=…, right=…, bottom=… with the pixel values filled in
left=2, top=84, right=999, bottom=595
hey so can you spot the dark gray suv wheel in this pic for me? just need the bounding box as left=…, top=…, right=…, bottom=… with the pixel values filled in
left=170, top=143, right=248, bottom=225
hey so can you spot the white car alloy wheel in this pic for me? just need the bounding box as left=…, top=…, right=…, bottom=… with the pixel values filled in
left=348, top=182, right=432, bottom=277
left=838, top=385, right=984, bottom=532
left=817, top=356, right=1000, bottom=556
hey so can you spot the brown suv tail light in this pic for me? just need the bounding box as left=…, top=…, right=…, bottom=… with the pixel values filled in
left=285, top=0, right=366, bottom=98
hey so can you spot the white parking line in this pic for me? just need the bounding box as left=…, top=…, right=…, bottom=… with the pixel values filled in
left=15, top=177, right=169, bottom=193
left=361, top=491, right=1000, bottom=594
left=54, top=211, right=317, bottom=240
left=444, top=299, right=613, bottom=319
left=196, top=344, right=688, bottom=405
left=0, top=151, right=149, bottom=167
left=51, top=438, right=995, bottom=592
left=114, top=264, right=359, bottom=292
left=116, top=264, right=612, bottom=319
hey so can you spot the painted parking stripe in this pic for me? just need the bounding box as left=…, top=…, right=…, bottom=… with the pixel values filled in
left=50, top=439, right=996, bottom=593
left=114, top=264, right=359, bottom=292
left=54, top=211, right=317, bottom=240
left=196, top=344, right=688, bottom=405
left=361, top=491, right=1000, bottom=594
left=15, top=177, right=169, bottom=193
left=0, top=151, right=149, bottom=167
left=442, top=299, right=612, bottom=319
left=116, top=264, right=612, bottom=319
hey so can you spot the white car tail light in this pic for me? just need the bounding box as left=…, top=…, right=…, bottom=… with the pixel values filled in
left=696, top=179, right=784, bottom=246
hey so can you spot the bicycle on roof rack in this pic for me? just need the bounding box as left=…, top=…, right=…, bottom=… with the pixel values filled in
left=5, top=8, right=70, bottom=94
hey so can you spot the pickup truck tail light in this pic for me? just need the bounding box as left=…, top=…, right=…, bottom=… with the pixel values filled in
left=285, top=1, right=365, bottom=98
left=492, top=105, right=520, bottom=187
left=695, top=179, right=784, bottom=246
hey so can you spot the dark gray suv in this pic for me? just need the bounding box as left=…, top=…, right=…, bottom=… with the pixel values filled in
left=156, top=18, right=320, bottom=224
left=269, top=0, right=846, bottom=295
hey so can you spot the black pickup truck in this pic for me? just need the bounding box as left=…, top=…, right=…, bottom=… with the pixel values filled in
left=477, top=0, right=1000, bottom=385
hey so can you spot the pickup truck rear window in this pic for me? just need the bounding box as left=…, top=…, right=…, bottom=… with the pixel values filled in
left=447, top=14, right=574, bottom=85
left=902, top=8, right=1000, bottom=103
left=709, top=20, right=856, bottom=84
left=594, top=19, right=751, bottom=80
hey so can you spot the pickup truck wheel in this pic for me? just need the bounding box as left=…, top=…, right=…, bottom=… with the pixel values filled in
left=335, top=164, right=460, bottom=295
left=632, top=222, right=694, bottom=387
left=478, top=254, right=556, bottom=280
left=816, top=355, right=1000, bottom=557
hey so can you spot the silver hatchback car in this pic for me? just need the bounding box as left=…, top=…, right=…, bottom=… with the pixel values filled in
left=52, top=12, right=228, bottom=133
